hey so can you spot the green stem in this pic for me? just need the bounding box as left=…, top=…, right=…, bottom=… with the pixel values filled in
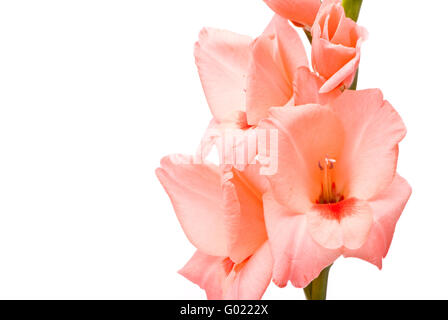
left=342, top=0, right=363, bottom=22
left=342, top=0, right=363, bottom=91
left=303, top=265, right=332, bottom=300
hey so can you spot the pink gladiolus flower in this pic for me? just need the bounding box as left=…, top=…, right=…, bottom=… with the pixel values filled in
left=263, top=0, right=322, bottom=29
left=156, top=155, right=273, bottom=299
left=311, top=0, right=367, bottom=93
left=259, top=89, right=412, bottom=288
left=195, top=15, right=310, bottom=167
left=195, top=15, right=308, bottom=127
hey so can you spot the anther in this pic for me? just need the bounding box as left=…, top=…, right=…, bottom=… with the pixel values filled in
left=317, top=156, right=339, bottom=204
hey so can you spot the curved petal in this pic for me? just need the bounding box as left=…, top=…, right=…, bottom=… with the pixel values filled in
left=263, top=0, right=322, bottom=29
left=240, top=163, right=271, bottom=195
left=195, top=28, right=252, bottom=123
left=314, top=0, right=347, bottom=41
left=342, top=218, right=387, bottom=269
left=319, top=29, right=367, bottom=93
left=330, top=10, right=364, bottom=47
left=258, top=105, right=345, bottom=213
left=223, top=242, right=273, bottom=300
left=179, top=251, right=227, bottom=300
left=307, top=198, right=373, bottom=250
left=344, top=175, right=412, bottom=267
left=332, top=90, right=407, bottom=200
left=293, top=66, right=341, bottom=106
left=156, top=155, right=228, bottom=256
left=246, top=15, right=308, bottom=125
left=222, top=169, right=267, bottom=264
left=371, top=175, right=412, bottom=255
left=263, top=193, right=341, bottom=288
left=181, top=244, right=272, bottom=300
left=311, top=31, right=356, bottom=82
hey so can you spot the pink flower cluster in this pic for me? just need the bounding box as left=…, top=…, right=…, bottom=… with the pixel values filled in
left=156, top=0, right=411, bottom=299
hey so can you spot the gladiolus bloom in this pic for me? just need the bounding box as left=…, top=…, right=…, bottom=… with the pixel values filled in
left=156, top=155, right=272, bottom=299
left=311, top=0, right=367, bottom=93
left=259, top=89, right=411, bottom=288
left=195, top=15, right=308, bottom=129
left=194, top=15, right=309, bottom=166
left=263, top=0, right=322, bottom=29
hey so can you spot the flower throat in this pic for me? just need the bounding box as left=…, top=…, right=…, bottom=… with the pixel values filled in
left=317, top=157, right=344, bottom=204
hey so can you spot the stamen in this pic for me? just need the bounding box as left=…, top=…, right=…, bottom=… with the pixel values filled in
left=318, top=156, right=341, bottom=204
left=318, top=161, right=324, bottom=171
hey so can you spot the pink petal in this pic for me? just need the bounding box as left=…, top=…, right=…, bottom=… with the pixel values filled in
left=195, top=28, right=252, bottom=123
left=223, top=242, right=273, bottom=300
left=156, top=154, right=228, bottom=256
left=222, top=169, right=267, bottom=264
left=240, top=163, right=271, bottom=195
left=263, top=0, right=322, bottom=29
left=263, top=192, right=340, bottom=288
left=314, top=0, right=346, bottom=36
left=258, top=105, right=345, bottom=213
left=307, top=198, right=373, bottom=250
left=344, top=175, right=412, bottom=267
left=330, top=12, right=361, bottom=47
left=178, top=251, right=227, bottom=300
left=371, top=175, right=412, bottom=255
left=311, top=33, right=356, bottom=83
left=332, top=90, right=407, bottom=200
left=342, top=219, right=387, bottom=269
left=318, top=27, right=367, bottom=93
left=246, top=15, right=308, bottom=125
left=293, top=66, right=341, bottom=105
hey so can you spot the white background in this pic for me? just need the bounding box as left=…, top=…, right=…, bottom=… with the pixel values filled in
left=0, top=0, right=445, bottom=299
